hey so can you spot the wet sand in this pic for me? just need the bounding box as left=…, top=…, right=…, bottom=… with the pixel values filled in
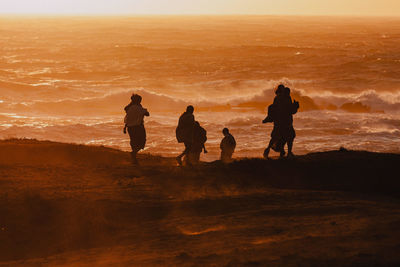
left=0, top=139, right=400, bottom=266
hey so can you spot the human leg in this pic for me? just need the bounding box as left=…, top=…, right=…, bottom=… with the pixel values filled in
left=287, top=127, right=295, bottom=157
left=128, top=127, right=138, bottom=164
left=287, top=139, right=294, bottom=157
left=177, top=142, right=191, bottom=166
left=279, top=147, right=286, bottom=158
left=128, top=125, right=146, bottom=165
left=263, top=138, right=274, bottom=159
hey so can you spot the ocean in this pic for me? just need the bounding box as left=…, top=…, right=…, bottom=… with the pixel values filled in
left=1, top=16, right=400, bottom=160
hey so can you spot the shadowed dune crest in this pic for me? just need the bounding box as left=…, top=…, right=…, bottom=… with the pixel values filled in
left=1, top=139, right=399, bottom=196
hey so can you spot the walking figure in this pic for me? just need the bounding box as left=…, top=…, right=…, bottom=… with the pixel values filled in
left=124, top=94, right=149, bottom=164
left=176, top=105, right=195, bottom=166
left=186, top=121, right=208, bottom=165
left=263, top=85, right=299, bottom=158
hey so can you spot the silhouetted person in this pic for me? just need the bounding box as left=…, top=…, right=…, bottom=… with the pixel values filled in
left=176, top=105, right=196, bottom=166
left=187, top=121, right=207, bottom=165
left=263, top=85, right=299, bottom=158
left=280, top=87, right=299, bottom=157
left=263, top=85, right=286, bottom=157
left=124, top=94, right=149, bottom=164
left=124, top=93, right=136, bottom=134
left=263, top=84, right=285, bottom=123
left=220, top=128, right=236, bottom=163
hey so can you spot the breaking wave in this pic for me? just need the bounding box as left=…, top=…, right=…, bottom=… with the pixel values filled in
left=2, top=85, right=400, bottom=116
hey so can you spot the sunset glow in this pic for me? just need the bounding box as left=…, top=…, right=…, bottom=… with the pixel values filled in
left=1, top=0, right=400, bottom=16
left=1, top=0, right=400, bottom=265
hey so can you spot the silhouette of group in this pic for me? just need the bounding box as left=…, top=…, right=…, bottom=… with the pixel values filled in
left=175, top=105, right=208, bottom=166
left=262, top=84, right=299, bottom=158
left=124, top=84, right=299, bottom=165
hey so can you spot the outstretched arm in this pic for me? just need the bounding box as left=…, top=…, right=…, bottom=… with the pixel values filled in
left=292, top=100, right=300, bottom=114
left=262, top=116, right=268, bottom=123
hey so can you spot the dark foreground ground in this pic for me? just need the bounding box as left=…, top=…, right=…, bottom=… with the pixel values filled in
left=0, top=139, right=400, bottom=266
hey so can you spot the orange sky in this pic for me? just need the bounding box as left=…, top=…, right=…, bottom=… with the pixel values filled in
left=0, top=0, right=399, bottom=16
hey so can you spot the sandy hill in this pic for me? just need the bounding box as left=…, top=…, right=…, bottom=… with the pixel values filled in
left=0, top=139, right=400, bottom=266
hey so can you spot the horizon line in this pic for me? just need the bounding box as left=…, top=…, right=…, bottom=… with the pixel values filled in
left=0, top=13, right=399, bottom=19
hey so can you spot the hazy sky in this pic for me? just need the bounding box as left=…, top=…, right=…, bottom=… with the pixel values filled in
left=1, top=0, right=399, bottom=16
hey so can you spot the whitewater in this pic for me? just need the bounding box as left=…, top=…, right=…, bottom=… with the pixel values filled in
left=0, top=16, right=399, bottom=160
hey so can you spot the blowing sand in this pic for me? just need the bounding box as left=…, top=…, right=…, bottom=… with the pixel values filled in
left=0, top=139, right=400, bottom=266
